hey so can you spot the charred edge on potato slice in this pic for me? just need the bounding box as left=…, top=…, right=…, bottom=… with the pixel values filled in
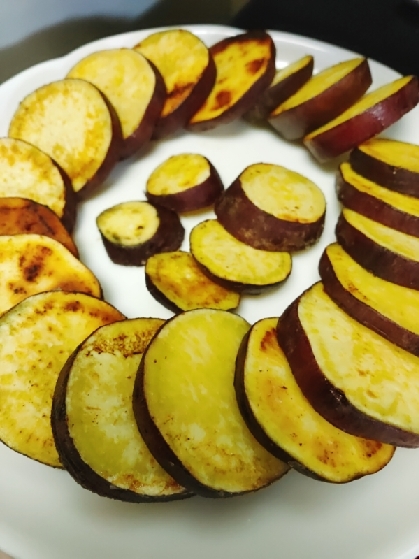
left=134, top=29, right=216, bottom=139
left=8, top=78, right=124, bottom=200
left=277, top=282, right=419, bottom=447
left=133, top=309, right=288, bottom=497
left=97, top=201, right=185, bottom=266
left=0, top=137, right=77, bottom=232
left=350, top=138, right=419, bottom=198
left=215, top=163, right=326, bottom=252
left=337, top=162, right=419, bottom=237
left=243, top=55, right=314, bottom=123
left=336, top=208, right=419, bottom=290
left=189, top=219, right=292, bottom=294
left=145, top=153, right=224, bottom=213
left=187, top=30, right=276, bottom=132
left=67, top=49, right=166, bottom=159
left=0, top=197, right=78, bottom=256
left=0, top=291, right=124, bottom=467
left=319, top=243, right=419, bottom=356
left=0, top=234, right=102, bottom=315
left=52, top=318, right=193, bottom=502
left=144, top=251, right=240, bottom=313
left=234, top=318, right=395, bottom=483
left=303, top=75, right=419, bottom=162
left=268, top=57, right=372, bottom=140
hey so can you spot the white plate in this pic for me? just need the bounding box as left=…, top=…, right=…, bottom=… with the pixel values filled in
left=0, top=23, right=418, bottom=559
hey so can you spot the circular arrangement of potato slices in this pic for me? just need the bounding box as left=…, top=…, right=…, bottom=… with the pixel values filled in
left=2, top=25, right=419, bottom=512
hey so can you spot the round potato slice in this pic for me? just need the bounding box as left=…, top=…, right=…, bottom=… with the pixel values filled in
left=9, top=78, right=123, bottom=199
left=243, top=55, right=314, bottom=123
left=0, top=291, right=124, bottom=467
left=235, top=317, right=395, bottom=483
left=335, top=207, right=419, bottom=290
left=304, top=75, right=419, bottom=162
left=277, top=282, right=419, bottom=448
left=134, top=29, right=216, bottom=139
left=52, top=317, right=192, bottom=502
left=350, top=137, right=419, bottom=198
left=96, top=201, right=185, bottom=266
left=133, top=308, right=289, bottom=497
left=189, top=219, right=292, bottom=294
left=145, top=251, right=240, bottom=313
left=215, top=163, right=326, bottom=251
left=268, top=57, right=371, bottom=140
left=67, top=48, right=165, bottom=159
left=146, top=153, right=224, bottom=213
left=0, top=137, right=76, bottom=232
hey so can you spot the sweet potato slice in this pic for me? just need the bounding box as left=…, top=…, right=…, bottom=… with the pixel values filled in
left=335, top=208, right=419, bottom=290
left=0, top=290, right=124, bottom=467
left=67, top=48, right=165, bottom=159
left=133, top=309, right=289, bottom=497
left=350, top=137, right=419, bottom=198
left=52, top=317, right=192, bottom=501
left=134, top=29, right=215, bottom=139
left=215, top=163, right=326, bottom=251
left=189, top=219, right=292, bottom=294
left=244, top=55, right=314, bottom=123
left=0, top=197, right=78, bottom=256
left=235, top=317, right=395, bottom=483
left=304, top=75, right=419, bottom=162
left=9, top=78, right=123, bottom=199
left=145, top=153, right=224, bottom=213
left=96, top=201, right=184, bottom=266
left=320, top=243, right=419, bottom=355
left=0, top=234, right=101, bottom=315
left=268, top=57, right=371, bottom=140
left=145, top=251, right=240, bottom=313
left=337, top=162, right=419, bottom=237
left=0, top=137, right=76, bottom=231
left=277, top=282, right=419, bottom=447
left=187, top=30, right=276, bottom=132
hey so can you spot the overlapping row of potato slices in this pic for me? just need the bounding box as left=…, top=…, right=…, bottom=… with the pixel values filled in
left=0, top=27, right=419, bottom=504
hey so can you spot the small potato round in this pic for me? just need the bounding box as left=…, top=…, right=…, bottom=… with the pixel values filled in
left=189, top=219, right=292, bottom=294
left=97, top=200, right=184, bottom=266
left=215, top=163, right=326, bottom=252
left=146, top=153, right=224, bottom=213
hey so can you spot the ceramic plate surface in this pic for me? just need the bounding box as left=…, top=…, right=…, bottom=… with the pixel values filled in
left=0, top=24, right=418, bottom=559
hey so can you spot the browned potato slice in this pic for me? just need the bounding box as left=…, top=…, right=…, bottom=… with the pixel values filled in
left=145, top=251, right=240, bottom=313
left=97, top=201, right=184, bottom=266
left=235, top=317, right=395, bottom=483
left=134, top=29, right=215, bottom=139
left=52, top=317, right=192, bottom=501
left=0, top=234, right=102, bottom=315
left=350, top=137, right=419, bottom=198
left=0, top=197, right=78, bottom=256
left=243, top=55, right=314, bottom=123
left=320, top=243, right=419, bottom=355
left=215, top=163, right=326, bottom=251
left=145, top=153, right=224, bottom=213
left=0, top=290, right=124, bottom=467
left=9, top=78, right=123, bottom=199
left=67, top=48, right=165, bottom=159
left=304, top=75, right=419, bottom=162
left=133, top=309, right=289, bottom=497
left=336, top=207, right=419, bottom=290
left=337, top=162, right=419, bottom=237
left=277, top=282, right=419, bottom=448
left=187, top=30, right=276, bottom=132
left=0, top=137, right=76, bottom=232
left=268, top=57, right=371, bottom=140
left=189, top=219, right=292, bottom=294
